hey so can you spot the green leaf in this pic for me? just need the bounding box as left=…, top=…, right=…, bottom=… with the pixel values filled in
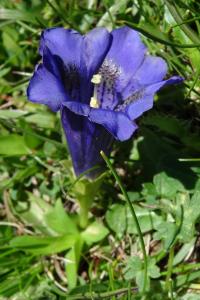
left=123, top=256, right=143, bottom=280
left=97, top=0, right=128, bottom=30
left=2, top=27, right=22, bottom=62
left=106, top=204, right=126, bottom=236
left=25, top=112, right=56, bottom=129
left=43, top=142, right=57, bottom=157
left=0, top=67, right=11, bottom=78
left=81, top=221, right=109, bottom=245
left=153, top=172, right=184, bottom=198
left=178, top=191, right=200, bottom=242
left=0, top=109, right=28, bottom=119
left=148, top=258, right=161, bottom=279
left=142, top=182, right=157, bottom=204
left=127, top=205, right=162, bottom=234
left=16, top=193, right=58, bottom=236
left=154, top=222, right=177, bottom=250
left=127, top=191, right=141, bottom=202
left=123, top=256, right=159, bottom=291
left=9, top=234, right=78, bottom=255
left=44, top=199, right=78, bottom=235
left=179, top=293, right=200, bottom=300
left=0, top=134, right=30, bottom=156
left=23, top=122, right=42, bottom=149
left=0, top=8, right=37, bottom=23
left=173, top=238, right=196, bottom=266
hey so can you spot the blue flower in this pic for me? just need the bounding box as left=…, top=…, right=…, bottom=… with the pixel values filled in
left=27, top=26, right=183, bottom=177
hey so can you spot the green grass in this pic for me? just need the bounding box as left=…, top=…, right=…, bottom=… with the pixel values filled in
left=0, top=0, right=200, bottom=299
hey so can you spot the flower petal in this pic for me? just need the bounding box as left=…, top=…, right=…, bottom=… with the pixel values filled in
left=39, top=28, right=83, bottom=68
left=63, top=101, right=138, bottom=141
left=42, top=46, right=61, bottom=78
left=126, top=76, right=183, bottom=120
left=61, top=107, right=113, bottom=177
left=89, top=108, right=138, bottom=141
left=121, top=56, right=168, bottom=100
left=106, top=26, right=147, bottom=85
left=27, top=64, right=67, bottom=112
left=39, top=27, right=112, bottom=105
left=135, top=56, right=167, bottom=85
left=83, top=27, right=112, bottom=78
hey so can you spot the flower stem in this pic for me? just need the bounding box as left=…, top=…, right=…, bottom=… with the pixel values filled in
left=79, top=202, right=89, bottom=229
left=100, top=151, right=148, bottom=294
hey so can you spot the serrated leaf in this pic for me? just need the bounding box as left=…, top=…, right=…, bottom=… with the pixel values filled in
left=123, top=256, right=159, bottom=291
left=123, top=256, right=143, bottom=280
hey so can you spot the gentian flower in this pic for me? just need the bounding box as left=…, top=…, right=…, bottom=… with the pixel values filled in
left=27, top=26, right=182, bottom=177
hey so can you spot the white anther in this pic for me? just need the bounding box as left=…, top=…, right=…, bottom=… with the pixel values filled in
left=91, top=74, right=102, bottom=84
left=90, top=97, right=99, bottom=108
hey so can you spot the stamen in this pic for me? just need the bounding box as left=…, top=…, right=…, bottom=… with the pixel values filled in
left=91, top=74, right=102, bottom=84
left=90, top=97, right=99, bottom=108
left=90, top=59, right=122, bottom=110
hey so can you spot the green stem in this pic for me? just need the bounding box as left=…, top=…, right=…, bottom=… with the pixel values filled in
left=100, top=151, right=148, bottom=294
left=165, top=246, right=175, bottom=298
left=162, top=262, right=200, bottom=276
left=79, top=200, right=90, bottom=229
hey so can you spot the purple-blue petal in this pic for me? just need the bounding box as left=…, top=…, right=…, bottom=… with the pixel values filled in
left=83, top=27, right=112, bottom=78
left=61, top=107, right=113, bottom=177
left=27, top=64, right=67, bottom=112
left=62, top=101, right=138, bottom=141
left=63, top=101, right=90, bottom=116
left=42, top=46, right=62, bottom=79
left=106, top=26, right=147, bottom=88
left=39, top=27, right=112, bottom=105
left=126, top=76, right=183, bottom=120
left=89, top=108, right=138, bottom=141
left=121, top=56, right=168, bottom=100
left=39, top=28, right=83, bottom=68
left=135, top=56, right=167, bottom=85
